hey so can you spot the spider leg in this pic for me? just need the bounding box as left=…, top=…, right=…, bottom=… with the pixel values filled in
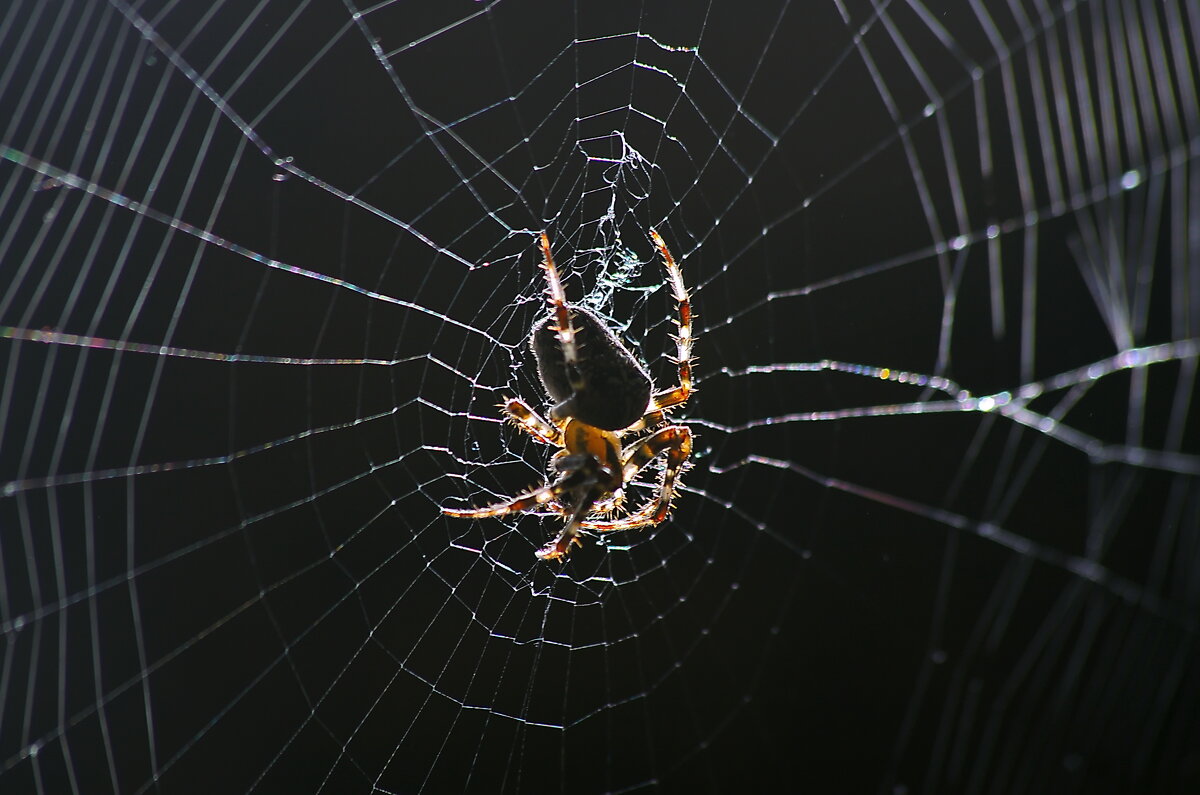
left=579, top=424, right=692, bottom=532
left=535, top=487, right=595, bottom=561
left=442, top=459, right=600, bottom=519
left=502, top=397, right=562, bottom=446
left=539, top=232, right=585, bottom=392
left=443, top=465, right=603, bottom=559
left=647, top=229, right=695, bottom=413
left=441, top=481, right=564, bottom=520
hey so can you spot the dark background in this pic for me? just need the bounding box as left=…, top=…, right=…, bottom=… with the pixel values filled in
left=1, top=1, right=1197, bottom=793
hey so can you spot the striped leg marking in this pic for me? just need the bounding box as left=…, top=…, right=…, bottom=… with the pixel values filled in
left=648, top=229, right=694, bottom=412
left=502, top=397, right=562, bottom=446
left=580, top=425, right=692, bottom=532
left=539, top=232, right=584, bottom=391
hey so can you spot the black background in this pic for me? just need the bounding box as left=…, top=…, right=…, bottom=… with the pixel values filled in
left=1, top=1, right=1197, bottom=793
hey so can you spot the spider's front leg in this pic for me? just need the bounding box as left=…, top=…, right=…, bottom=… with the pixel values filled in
left=441, top=481, right=563, bottom=520
left=443, top=437, right=614, bottom=560
left=534, top=486, right=597, bottom=561
left=580, top=424, right=693, bottom=532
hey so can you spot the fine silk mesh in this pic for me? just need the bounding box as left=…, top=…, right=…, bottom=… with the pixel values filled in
left=1, top=1, right=1197, bottom=793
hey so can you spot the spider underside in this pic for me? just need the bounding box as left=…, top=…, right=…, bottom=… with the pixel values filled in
left=444, top=230, right=695, bottom=560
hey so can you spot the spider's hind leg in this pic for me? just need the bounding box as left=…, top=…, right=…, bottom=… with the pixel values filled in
left=538, top=232, right=584, bottom=393
left=648, top=229, right=695, bottom=413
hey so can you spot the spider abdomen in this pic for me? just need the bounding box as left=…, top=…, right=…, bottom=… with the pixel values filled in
left=530, top=306, right=652, bottom=431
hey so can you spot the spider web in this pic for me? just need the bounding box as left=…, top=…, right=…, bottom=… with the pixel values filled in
left=1, top=0, right=1198, bottom=792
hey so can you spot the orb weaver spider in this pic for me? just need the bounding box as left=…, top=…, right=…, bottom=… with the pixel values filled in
left=443, top=230, right=695, bottom=561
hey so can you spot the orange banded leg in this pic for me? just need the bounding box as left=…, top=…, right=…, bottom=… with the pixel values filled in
left=648, top=229, right=694, bottom=412
left=535, top=489, right=593, bottom=561
left=502, top=397, right=562, bottom=446
left=442, top=481, right=563, bottom=520
left=580, top=425, right=692, bottom=532
left=617, top=408, right=665, bottom=435
left=538, top=232, right=584, bottom=391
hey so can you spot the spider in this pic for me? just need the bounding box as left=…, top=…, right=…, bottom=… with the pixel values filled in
left=443, top=230, right=695, bottom=561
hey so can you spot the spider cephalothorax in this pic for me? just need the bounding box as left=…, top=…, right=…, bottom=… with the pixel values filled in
left=443, top=230, right=695, bottom=560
